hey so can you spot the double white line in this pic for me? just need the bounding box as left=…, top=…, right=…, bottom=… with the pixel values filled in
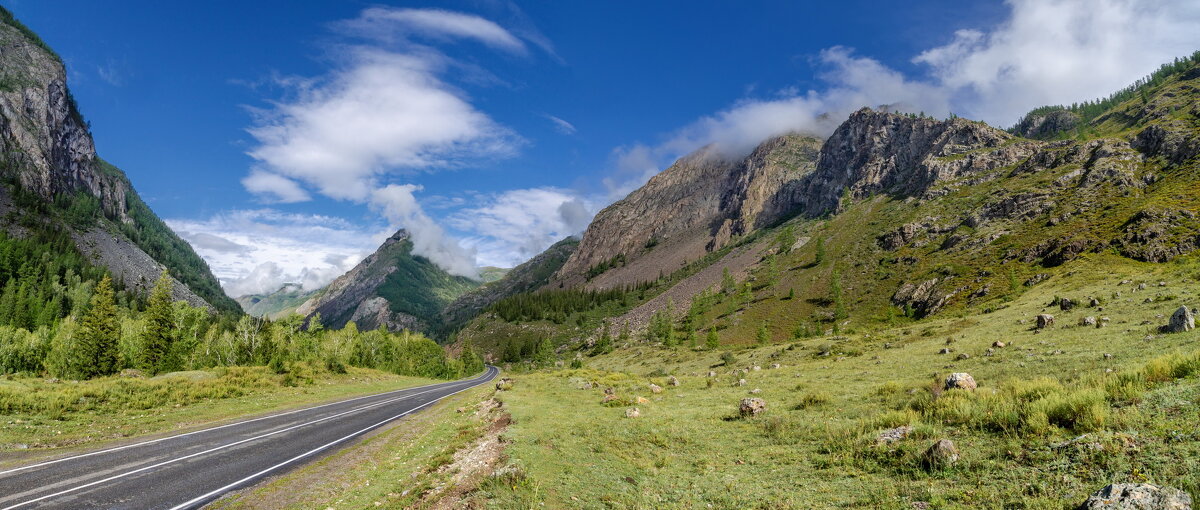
left=0, top=366, right=496, bottom=510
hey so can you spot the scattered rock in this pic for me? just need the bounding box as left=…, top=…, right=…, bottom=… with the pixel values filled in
left=604, top=387, right=616, bottom=395
left=939, top=348, right=953, bottom=354
left=625, top=408, right=641, bottom=419
left=876, top=425, right=913, bottom=444
left=1060, top=297, right=1077, bottom=311
left=956, top=353, right=971, bottom=360
left=667, top=376, right=680, bottom=387
left=707, top=371, right=717, bottom=377
left=1080, top=316, right=1098, bottom=327
left=495, top=378, right=514, bottom=391
left=1090, top=297, right=1101, bottom=307
left=922, top=439, right=959, bottom=469
left=735, top=379, right=747, bottom=386
left=752, top=365, right=761, bottom=371
left=944, top=372, right=977, bottom=391
left=1104, top=353, right=1113, bottom=359
left=579, top=381, right=594, bottom=390
left=649, top=383, right=663, bottom=394
left=749, top=388, right=762, bottom=394
left=1078, top=483, right=1192, bottom=510
left=739, top=398, right=766, bottom=418
left=636, top=396, right=650, bottom=404
left=992, top=341, right=1007, bottom=348
left=1165, top=306, right=1195, bottom=333
left=119, top=369, right=146, bottom=379
left=602, top=394, right=619, bottom=404
left=1036, top=314, right=1056, bottom=329
left=770, top=363, right=781, bottom=369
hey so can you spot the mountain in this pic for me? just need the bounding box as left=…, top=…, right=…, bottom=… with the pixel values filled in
left=0, top=8, right=238, bottom=313
left=439, top=237, right=578, bottom=334
left=296, top=229, right=482, bottom=333
left=453, top=51, right=1200, bottom=360
left=236, top=283, right=318, bottom=319
left=552, top=135, right=823, bottom=290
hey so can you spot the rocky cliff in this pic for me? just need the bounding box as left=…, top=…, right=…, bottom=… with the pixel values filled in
left=297, top=229, right=481, bottom=333
left=439, top=237, right=577, bottom=333
left=0, top=10, right=236, bottom=311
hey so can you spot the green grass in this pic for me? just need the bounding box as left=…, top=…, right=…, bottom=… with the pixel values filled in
left=485, top=258, right=1200, bottom=509
left=0, top=365, right=442, bottom=461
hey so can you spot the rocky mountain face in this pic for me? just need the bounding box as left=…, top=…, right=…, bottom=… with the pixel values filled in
left=439, top=237, right=577, bottom=333
left=297, top=230, right=482, bottom=334
left=0, top=12, right=235, bottom=311
left=553, top=134, right=824, bottom=289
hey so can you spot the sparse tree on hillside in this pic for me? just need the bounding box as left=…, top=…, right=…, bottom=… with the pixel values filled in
left=534, top=337, right=554, bottom=366
left=705, top=327, right=719, bottom=350
left=776, top=225, right=797, bottom=254
left=814, top=238, right=826, bottom=265
left=593, top=324, right=613, bottom=355
left=721, top=268, right=736, bottom=295
left=756, top=321, right=769, bottom=345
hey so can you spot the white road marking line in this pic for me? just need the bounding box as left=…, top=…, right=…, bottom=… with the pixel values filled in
left=0, top=367, right=495, bottom=510
left=167, top=371, right=493, bottom=510
left=0, top=370, right=491, bottom=477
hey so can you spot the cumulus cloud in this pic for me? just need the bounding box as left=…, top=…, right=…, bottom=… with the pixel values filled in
left=370, top=184, right=478, bottom=277
left=242, top=6, right=537, bottom=274
left=448, top=187, right=595, bottom=267
left=168, top=210, right=386, bottom=297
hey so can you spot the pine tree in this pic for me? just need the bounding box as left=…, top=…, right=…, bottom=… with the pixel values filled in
left=776, top=225, right=797, bottom=254
left=140, top=271, right=176, bottom=374
left=721, top=267, right=736, bottom=295
left=686, top=328, right=698, bottom=349
left=618, top=321, right=631, bottom=345
left=814, top=238, right=826, bottom=265
left=77, top=275, right=119, bottom=378
left=533, top=337, right=554, bottom=366
left=705, top=327, right=719, bottom=350
left=756, top=321, right=769, bottom=345
left=593, top=324, right=613, bottom=355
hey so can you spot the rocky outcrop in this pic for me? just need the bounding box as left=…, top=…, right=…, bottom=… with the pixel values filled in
left=892, top=278, right=955, bottom=317
left=1079, top=483, right=1192, bottom=510
left=348, top=296, right=424, bottom=332
left=1013, top=108, right=1080, bottom=140
left=800, top=109, right=1038, bottom=216
left=943, top=373, right=977, bottom=391
left=1165, top=305, right=1195, bottom=333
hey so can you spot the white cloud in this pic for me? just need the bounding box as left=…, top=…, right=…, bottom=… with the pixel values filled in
left=448, top=187, right=594, bottom=267
left=241, top=170, right=311, bottom=203
left=246, top=48, right=519, bottom=202
left=344, top=7, right=528, bottom=55
left=912, top=0, right=1200, bottom=125
left=168, top=210, right=387, bottom=297
left=544, top=114, right=577, bottom=135
left=370, top=185, right=478, bottom=277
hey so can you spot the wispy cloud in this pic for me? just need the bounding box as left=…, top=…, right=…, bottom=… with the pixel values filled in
left=544, top=114, right=577, bottom=135
left=448, top=187, right=593, bottom=268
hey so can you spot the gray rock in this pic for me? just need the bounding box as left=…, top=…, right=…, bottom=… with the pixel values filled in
left=1036, top=314, right=1056, bottom=329
left=739, top=398, right=766, bottom=417
left=1078, top=483, right=1192, bottom=509
left=1166, top=306, right=1195, bottom=333
left=1080, top=316, right=1098, bottom=327
left=923, top=439, right=959, bottom=469
left=875, top=425, right=913, bottom=444
left=944, top=372, right=977, bottom=391
left=625, top=407, right=641, bottom=418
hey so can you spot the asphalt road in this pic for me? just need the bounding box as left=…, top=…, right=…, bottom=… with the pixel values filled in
left=0, top=366, right=499, bottom=509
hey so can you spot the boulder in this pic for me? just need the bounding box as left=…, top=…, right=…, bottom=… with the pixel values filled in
left=739, top=398, right=766, bottom=417
left=1090, top=298, right=1101, bottom=307
left=495, top=378, right=514, bottom=391
left=667, top=375, right=680, bottom=387
left=735, top=378, right=747, bottom=386
left=770, top=363, right=781, bottom=369
left=625, top=408, right=641, bottom=419
left=636, top=396, right=650, bottom=404
left=1078, top=483, right=1192, bottom=510
left=944, top=372, right=977, bottom=391
left=1060, top=297, right=1077, bottom=311
left=923, top=439, right=959, bottom=469
left=939, top=348, right=953, bottom=354
left=602, top=394, right=619, bottom=404
left=707, top=371, right=717, bottom=377
left=956, top=353, right=971, bottom=360
left=1165, top=306, right=1195, bottom=333
left=649, top=383, right=664, bottom=394
left=992, top=341, right=1007, bottom=348
left=579, top=381, right=593, bottom=390
left=1037, top=314, right=1056, bottom=329
left=752, top=365, right=762, bottom=371
left=1080, top=316, right=1098, bottom=327
left=749, top=388, right=762, bottom=394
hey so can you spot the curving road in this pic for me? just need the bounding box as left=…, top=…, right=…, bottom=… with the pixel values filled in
left=0, top=366, right=499, bottom=509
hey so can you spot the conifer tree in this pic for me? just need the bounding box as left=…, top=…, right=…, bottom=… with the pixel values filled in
left=705, top=327, right=719, bottom=350
left=593, top=323, right=613, bottom=355
left=756, top=321, right=769, bottom=345
left=140, top=270, right=176, bottom=374
left=77, top=275, right=119, bottom=378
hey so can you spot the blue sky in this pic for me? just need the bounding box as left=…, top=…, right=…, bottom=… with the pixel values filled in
left=3, top=0, right=1198, bottom=296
